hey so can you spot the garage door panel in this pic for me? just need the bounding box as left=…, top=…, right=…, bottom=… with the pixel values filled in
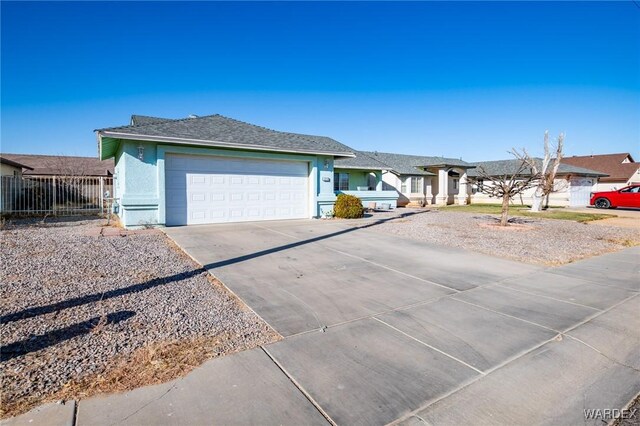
left=165, top=154, right=309, bottom=226
left=570, top=178, right=594, bottom=207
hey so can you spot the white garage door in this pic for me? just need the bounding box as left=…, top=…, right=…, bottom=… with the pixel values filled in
left=569, top=177, right=594, bottom=207
left=165, top=154, right=309, bottom=225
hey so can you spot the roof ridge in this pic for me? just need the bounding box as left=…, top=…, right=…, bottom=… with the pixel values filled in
left=101, top=113, right=353, bottom=153
left=565, top=152, right=630, bottom=157
left=1, top=152, right=106, bottom=159
left=213, top=114, right=352, bottom=151
left=98, top=113, right=222, bottom=132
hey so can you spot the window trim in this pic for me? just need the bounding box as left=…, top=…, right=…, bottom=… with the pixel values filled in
left=334, top=172, right=349, bottom=191
left=411, top=176, right=423, bottom=194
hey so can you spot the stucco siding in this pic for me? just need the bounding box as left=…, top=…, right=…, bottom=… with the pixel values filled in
left=0, top=164, right=22, bottom=177
left=113, top=140, right=337, bottom=227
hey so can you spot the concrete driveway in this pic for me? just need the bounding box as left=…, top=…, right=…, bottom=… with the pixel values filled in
left=14, top=214, right=638, bottom=426
left=162, top=215, right=638, bottom=425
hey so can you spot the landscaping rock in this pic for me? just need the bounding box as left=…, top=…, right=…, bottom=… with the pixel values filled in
left=0, top=218, right=278, bottom=418
left=365, top=209, right=640, bottom=265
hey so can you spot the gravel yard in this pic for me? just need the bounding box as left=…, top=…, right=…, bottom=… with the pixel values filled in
left=0, top=218, right=279, bottom=418
left=366, top=209, right=640, bottom=265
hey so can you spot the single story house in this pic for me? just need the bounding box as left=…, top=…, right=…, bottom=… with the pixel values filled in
left=467, top=159, right=608, bottom=207
left=97, top=114, right=400, bottom=227
left=337, top=151, right=474, bottom=206
left=331, top=150, right=399, bottom=209
left=0, top=153, right=114, bottom=177
left=561, top=153, right=640, bottom=192
left=0, top=156, right=32, bottom=177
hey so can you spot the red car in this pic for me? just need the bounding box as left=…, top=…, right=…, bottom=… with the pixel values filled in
left=590, top=184, right=640, bottom=209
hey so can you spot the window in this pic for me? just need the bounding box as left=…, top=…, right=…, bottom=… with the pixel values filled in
left=453, top=178, right=459, bottom=190
left=476, top=179, right=484, bottom=192
left=334, top=172, right=349, bottom=191
left=621, top=186, right=640, bottom=193
left=400, top=177, right=408, bottom=193
left=411, top=177, right=423, bottom=194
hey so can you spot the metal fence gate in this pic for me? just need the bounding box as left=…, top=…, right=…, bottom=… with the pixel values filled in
left=0, top=175, right=113, bottom=216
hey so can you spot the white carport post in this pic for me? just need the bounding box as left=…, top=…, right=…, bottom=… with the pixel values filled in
left=375, top=171, right=383, bottom=191
left=456, top=169, right=468, bottom=205
left=436, top=168, right=448, bottom=205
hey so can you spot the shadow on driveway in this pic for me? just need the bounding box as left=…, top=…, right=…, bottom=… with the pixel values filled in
left=2, top=210, right=427, bottom=326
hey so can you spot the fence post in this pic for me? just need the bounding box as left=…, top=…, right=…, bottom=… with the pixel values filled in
left=52, top=175, right=57, bottom=216
left=99, top=177, right=104, bottom=215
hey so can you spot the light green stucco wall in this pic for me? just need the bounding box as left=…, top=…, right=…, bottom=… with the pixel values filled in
left=334, top=169, right=372, bottom=190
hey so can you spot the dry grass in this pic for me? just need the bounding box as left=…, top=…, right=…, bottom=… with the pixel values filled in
left=438, top=204, right=615, bottom=222
left=605, top=238, right=640, bottom=248
left=1, top=332, right=281, bottom=419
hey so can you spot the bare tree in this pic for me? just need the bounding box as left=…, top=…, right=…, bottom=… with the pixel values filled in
left=527, top=131, right=565, bottom=212
left=472, top=150, right=539, bottom=226
left=45, top=155, right=91, bottom=177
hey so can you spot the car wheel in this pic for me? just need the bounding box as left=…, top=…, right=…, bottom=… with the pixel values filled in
left=594, top=198, right=611, bottom=209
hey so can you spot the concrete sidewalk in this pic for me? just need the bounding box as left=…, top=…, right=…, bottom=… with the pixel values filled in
left=4, top=220, right=639, bottom=426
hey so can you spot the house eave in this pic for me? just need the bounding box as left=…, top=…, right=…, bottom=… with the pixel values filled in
left=424, top=163, right=475, bottom=169
left=334, top=165, right=392, bottom=171
left=97, top=131, right=356, bottom=159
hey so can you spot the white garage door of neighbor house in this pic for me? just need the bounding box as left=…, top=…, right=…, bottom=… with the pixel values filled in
left=165, top=154, right=309, bottom=226
left=569, top=177, right=593, bottom=207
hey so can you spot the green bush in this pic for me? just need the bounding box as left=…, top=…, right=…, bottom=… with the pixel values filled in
left=334, top=194, right=364, bottom=219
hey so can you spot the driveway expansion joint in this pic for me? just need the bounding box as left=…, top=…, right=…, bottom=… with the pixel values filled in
left=389, top=291, right=640, bottom=425
left=492, top=282, right=602, bottom=311
left=261, top=346, right=336, bottom=426
left=564, top=334, right=640, bottom=373
left=252, top=223, right=461, bottom=293
left=372, top=317, right=485, bottom=375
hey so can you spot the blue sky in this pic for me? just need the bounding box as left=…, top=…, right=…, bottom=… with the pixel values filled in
left=1, top=1, right=639, bottom=161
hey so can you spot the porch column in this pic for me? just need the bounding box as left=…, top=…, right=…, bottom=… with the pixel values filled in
left=425, top=177, right=433, bottom=204
left=435, top=168, right=448, bottom=205
left=375, top=171, right=383, bottom=191
left=456, top=169, right=468, bottom=205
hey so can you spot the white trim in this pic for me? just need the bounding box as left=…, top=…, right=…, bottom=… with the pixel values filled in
left=98, top=131, right=356, bottom=158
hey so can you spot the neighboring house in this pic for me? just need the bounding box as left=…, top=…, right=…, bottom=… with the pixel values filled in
left=0, top=157, right=33, bottom=212
left=467, top=159, right=608, bottom=207
left=0, top=156, right=32, bottom=177
left=96, top=114, right=399, bottom=227
left=337, top=151, right=474, bottom=206
left=561, top=153, right=640, bottom=192
left=0, top=153, right=114, bottom=177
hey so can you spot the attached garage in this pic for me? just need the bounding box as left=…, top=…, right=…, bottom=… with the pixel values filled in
left=569, top=177, right=594, bottom=207
left=165, top=154, right=309, bottom=226
left=96, top=114, right=359, bottom=228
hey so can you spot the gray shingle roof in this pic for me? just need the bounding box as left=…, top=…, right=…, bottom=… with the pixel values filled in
left=98, top=114, right=355, bottom=157
left=0, top=156, right=33, bottom=170
left=334, top=150, right=394, bottom=170
left=1, top=153, right=113, bottom=176
left=467, top=158, right=608, bottom=178
left=358, top=151, right=471, bottom=175
left=130, top=115, right=174, bottom=126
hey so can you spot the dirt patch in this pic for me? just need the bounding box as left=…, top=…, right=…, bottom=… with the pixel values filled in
left=477, top=223, right=534, bottom=231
